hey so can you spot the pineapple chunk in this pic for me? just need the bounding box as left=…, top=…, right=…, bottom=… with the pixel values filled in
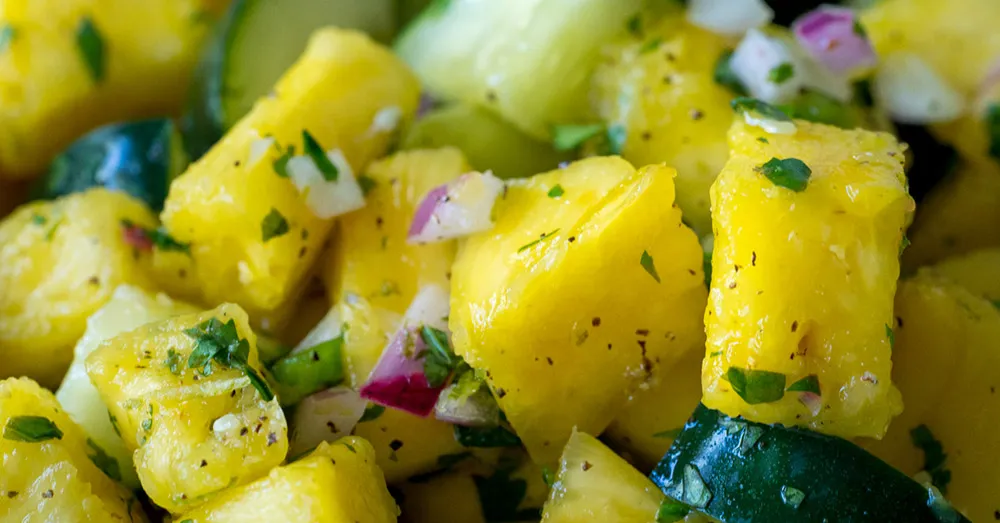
left=604, top=348, right=704, bottom=472
left=321, top=148, right=469, bottom=313
left=0, top=188, right=157, bottom=387
left=0, top=0, right=227, bottom=179
left=85, top=303, right=288, bottom=513
left=704, top=119, right=913, bottom=438
left=399, top=472, right=486, bottom=523
left=56, top=285, right=198, bottom=489
left=902, top=156, right=1000, bottom=271
left=450, top=157, right=707, bottom=463
left=160, top=28, right=420, bottom=330
left=395, top=0, right=642, bottom=139
left=0, top=377, right=146, bottom=522
left=926, top=248, right=1000, bottom=301
left=861, top=273, right=1000, bottom=522
left=862, top=0, right=1000, bottom=98
left=174, top=438, right=398, bottom=522
left=337, top=297, right=466, bottom=482
left=541, top=430, right=664, bottom=522
left=592, top=14, right=733, bottom=235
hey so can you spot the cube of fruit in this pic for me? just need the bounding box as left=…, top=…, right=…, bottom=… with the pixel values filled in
left=604, top=348, right=704, bottom=472
left=703, top=118, right=913, bottom=438
left=321, top=148, right=469, bottom=314
left=541, top=430, right=667, bottom=522
left=450, top=157, right=707, bottom=463
left=160, top=28, right=419, bottom=330
left=0, top=188, right=157, bottom=387
left=591, top=13, right=734, bottom=235
left=0, top=0, right=226, bottom=178
left=0, top=377, right=146, bottom=522
left=925, top=248, right=1000, bottom=302
left=395, top=0, right=642, bottom=139
left=56, top=284, right=198, bottom=489
left=398, top=472, right=486, bottom=523
left=861, top=273, right=1000, bottom=522
left=174, top=438, right=398, bottom=522
left=85, top=303, right=288, bottom=513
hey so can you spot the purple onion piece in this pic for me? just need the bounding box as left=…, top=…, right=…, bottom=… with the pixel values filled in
left=793, top=6, right=877, bottom=75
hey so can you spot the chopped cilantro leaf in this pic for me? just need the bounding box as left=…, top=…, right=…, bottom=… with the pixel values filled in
left=419, top=325, right=459, bottom=388
left=768, top=62, right=795, bottom=84
left=910, top=424, right=951, bottom=493
left=547, top=184, right=565, bottom=198
left=0, top=25, right=15, bottom=53
left=165, top=348, right=182, bottom=375
left=75, top=17, right=105, bottom=83
left=626, top=13, right=642, bottom=36
left=272, top=144, right=295, bottom=178
left=656, top=498, right=691, bottom=522
left=474, top=468, right=538, bottom=522
left=359, top=404, right=386, bottom=423
left=3, top=416, right=63, bottom=442
left=899, top=235, right=911, bottom=256
left=552, top=124, right=604, bottom=151
left=261, top=208, right=289, bottom=242
left=184, top=317, right=274, bottom=401
left=517, top=229, right=560, bottom=253
left=886, top=323, right=895, bottom=349
left=302, top=130, right=338, bottom=181
left=542, top=466, right=556, bottom=487
left=121, top=220, right=191, bottom=254
left=787, top=374, right=820, bottom=395
left=86, top=438, right=122, bottom=481
left=31, top=213, right=46, bottom=226
left=639, top=37, right=663, bottom=54
left=454, top=424, right=522, bottom=448
left=725, top=367, right=786, bottom=405
left=714, top=50, right=748, bottom=96
left=778, top=89, right=859, bottom=129
left=853, top=19, right=867, bottom=37
left=640, top=250, right=661, bottom=283
left=357, top=174, right=378, bottom=196
left=731, top=97, right=792, bottom=122
left=758, top=157, right=812, bottom=192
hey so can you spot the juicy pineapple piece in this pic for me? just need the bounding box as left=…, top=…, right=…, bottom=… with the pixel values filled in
left=321, top=148, right=468, bottom=313
left=395, top=0, right=642, bottom=139
left=604, top=348, right=704, bottom=472
left=862, top=0, right=1000, bottom=98
left=56, top=285, right=198, bottom=489
left=450, top=157, right=707, bottom=463
left=399, top=472, right=486, bottom=523
left=160, top=28, right=420, bottom=330
left=902, top=156, right=1000, bottom=270
left=0, top=0, right=228, bottom=178
left=592, top=14, right=733, bottom=235
left=704, top=119, right=913, bottom=438
left=541, top=430, right=664, bottom=522
left=338, top=297, right=466, bottom=482
left=926, top=248, right=1000, bottom=302
left=85, top=303, right=288, bottom=513
left=861, top=274, right=1000, bottom=522
left=175, top=438, right=398, bottom=523
left=0, top=188, right=157, bottom=387
left=0, top=378, right=146, bottom=522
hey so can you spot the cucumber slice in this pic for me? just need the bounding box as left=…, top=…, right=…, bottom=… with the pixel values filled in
left=651, top=405, right=970, bottom=523
left=395, top=0, right=643, bottom=139
left=182, top=0, right=397, bottom=158
left=401, top=104, right=572, bottom=179
left=33, top=119, right=187, bottom=212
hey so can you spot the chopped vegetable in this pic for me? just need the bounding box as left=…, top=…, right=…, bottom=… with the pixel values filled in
left=407, top=170, right=505, bottom=244
left=792, top=6, right=878, bottom=76
left=3, top=415, right=63, bottom=442
left=757, top=157, right=812, bottom=192
left=686, top=0, right=774, bottom=37
left=260, top=208, right=290, bottom=242
left=75, top=17, right=105, bottom=83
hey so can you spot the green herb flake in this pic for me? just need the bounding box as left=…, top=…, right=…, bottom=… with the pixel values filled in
left=653, top=427, right=683, bottom=439
left=166, top=348, right=182, bottom=376
left=419, top=325, right=459, bottom=388
left=542, top=466, right=556, bottom=487
left=0, top=25, right=15, bottom=53
left=639, top=37, right=663, bottom=55
left=184, top=317, right=274, bottom=401
left=757, top=157, right=812, bottom=192
left=359, top=404, right=386, bottom=423
left=302, top=130, right=338, bottom=181
left=985, top=104, right=1000, bottom=161
left=517, top=228, right=560, bottom=253
left=910, top=424, right=951, bottom=493
left=640, top=250, right=661, bottom=283
left=86, top=438, right=122, bottom=481
left=731, top=97, right=792, bottom=122
left=357, top=174, right=378, bottom=196
left=757, top=137, right=769, bottom=144
left=709, top=350, right=723, bottom=358
left=679, top=464, right=712, bottom=508
left=272, top=144, right=295, bottom=178
left=626, top=13, right=642, bottom=36
left=899, top=235, right=911, bottom=256
left=886, top=323, right=895, bottom=349
left=780, top=485, right=806, bottom=509
left=853, top=19, right=867, bottom=37
left=261, top=208, right=290, bottom=242
left=31, top=213, right=46, bottom=226
left=768, top=62, right=795, bottom=84
left=714, top=50, right=748, bottom=95
left=787, top=374, right=821, bottom=395
left=474, top=468, right=535, bottom=522
left=656, top=498, right=691, bottom=523
left=726, top=367, right=786, bottom=405
left=343, top=442, right=357, bottom=454
left=75, top=17, right=105, bottom=83
left=454, top=424, right=522, bottom=448
left=547, top=184, right=565, bottom=198
left=44, top=217, right=64, bottom=241
left=552, top=124, right=604, bottom=151
left=3, top=416, right=63, bottom=442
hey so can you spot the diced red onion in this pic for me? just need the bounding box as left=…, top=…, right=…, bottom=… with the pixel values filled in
left=874, top=52, right=964, bottom=124
left=407, top=171, right=505, bottom=244
left=289, top=386, right=368, bottom=457
left=121, top=223, right=153, bottom=251
left=358, top=285, right=451, bottom=417
left=287, top=149, right=366, bottom=219
left=793, top=6, right=877, bottom=77
left=687, top=0, right=773, bottom=37
left=434, top=382, right=500, bottom=427
left=798, top=391, right=823, bottom=416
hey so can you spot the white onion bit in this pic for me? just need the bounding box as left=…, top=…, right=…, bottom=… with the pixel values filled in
left=288, top=149, right=366, bottom=219
left=874, top=53, right=964, bottom=124
left=247, top=136, right=276, bottom=167
left=368, top=106, right=403, bottom=135
left=731, top=29, right=803, bottom=104
left=687, top=0, right=774, bottom=37
left=407, top=170, right=505, bottom=244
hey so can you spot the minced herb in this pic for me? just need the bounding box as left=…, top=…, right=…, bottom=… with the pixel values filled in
left=726, top=367, right=786, bottom=405
left=786, top=375, right=820, bottom=395
left=757, top=157, right=811, bottom=192
left=641, top=250, right=661, bottom=283
left=302, top=130, right=338, bottom=181
left=184, top=317, right=274, bottom=401
left=261, top=208, right=289, bottom=242
left=3, top=416, right=63, bottom=442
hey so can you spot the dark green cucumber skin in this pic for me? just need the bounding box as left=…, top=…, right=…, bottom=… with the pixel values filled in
left=34, top=119, right=185, bottom=212
left=651, top=405, right=970, bottom=523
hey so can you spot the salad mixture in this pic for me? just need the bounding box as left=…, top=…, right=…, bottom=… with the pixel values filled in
left=0, top=0, right=998, bottom=521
